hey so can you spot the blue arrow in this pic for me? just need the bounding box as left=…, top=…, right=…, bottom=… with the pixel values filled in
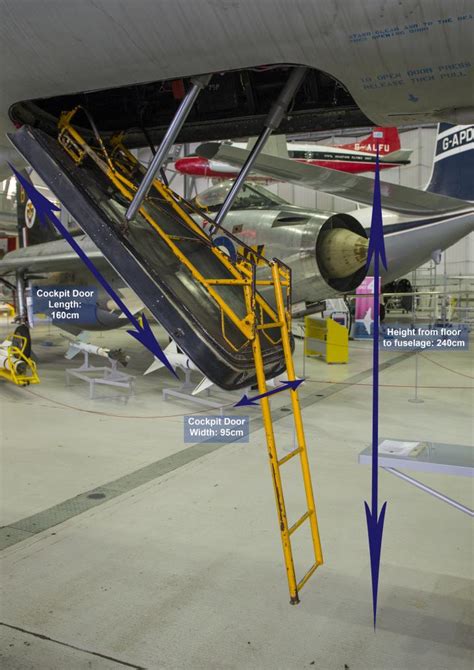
left=365, top=142, right=388, bottom=629
left=234, top=379, right=304, bottom=407
left=10, top=165, right=177, bottom=378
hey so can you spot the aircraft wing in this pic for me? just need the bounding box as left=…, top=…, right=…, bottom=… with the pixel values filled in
left=196, top=143, right=471, bottom=215
left=0, top=236, right=106, bottom=275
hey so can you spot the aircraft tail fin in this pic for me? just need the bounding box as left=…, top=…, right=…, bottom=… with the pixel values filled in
left=426, top=124, right=474, bottom=201
left=144, top=357, right=164, bottom=375
left=117, top=293, right=145, bottom=318
left=16, top=170, right=61, bottom=248
left=64, top=344, right=80, bottom=360
left=165, top=340, right=178, bottom=354
left=191, top=375, right=214, bottom=395
left=144, top=341, right=177, bottom=375
left=343, top=127, right=401, bottom=155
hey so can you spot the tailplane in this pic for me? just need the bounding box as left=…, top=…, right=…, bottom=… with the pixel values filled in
left=380, top=149, right=412, bottom=164
left=426, top=124, right=474, bottom=201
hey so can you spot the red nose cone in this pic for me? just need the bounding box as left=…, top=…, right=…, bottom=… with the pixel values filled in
left=174, top=157, right=210, bottom=176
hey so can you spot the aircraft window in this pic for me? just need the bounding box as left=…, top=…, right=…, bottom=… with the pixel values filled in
left=193, top=181, right=288, bottom=213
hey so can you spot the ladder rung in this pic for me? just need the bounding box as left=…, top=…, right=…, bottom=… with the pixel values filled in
left=297, top=561, right=321, bottom=592
left=257, top=321, right=284, bottom=330
left=288, top=510, right=313, bottom=536
left=278, top=447, right=302, bottom=466
left=205, top=279, right=250, bottom=285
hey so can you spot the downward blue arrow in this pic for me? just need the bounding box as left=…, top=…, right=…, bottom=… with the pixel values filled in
left=365, top=142, right=388, bottom=629
left=234, top=379, right=304, bottom=407
left=10, top=165, right=177, bottom=378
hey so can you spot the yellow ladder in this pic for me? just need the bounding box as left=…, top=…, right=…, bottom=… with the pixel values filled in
left=56, top=111, right=323, bottom=602
left=248, top=262, right=323, bottom=604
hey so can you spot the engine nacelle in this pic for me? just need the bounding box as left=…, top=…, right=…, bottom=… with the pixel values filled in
left=236, top=209, right=368, bottom=305
left=315, top=213, right=368, bottom=294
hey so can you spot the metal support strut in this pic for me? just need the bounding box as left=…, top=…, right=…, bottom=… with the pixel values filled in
left=126, top=73, right=212, bottom=221
left=15, top=271, right=27, bottom=324
left=214, top=66, right=307, bottom=227
left=384, top=467, right=474, bottom=517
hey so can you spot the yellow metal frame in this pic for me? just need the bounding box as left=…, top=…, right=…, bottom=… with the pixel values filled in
left=249, top=265, right=323, bottom=603
left=0, top=334, right=40, bottom=386
left=0, top=303, right=15, bottom=318
left=305, top=316, right=349, bottom=364
left=58, top=108, right=286, bottom=343
left=56, top=109, right=323, bottom=603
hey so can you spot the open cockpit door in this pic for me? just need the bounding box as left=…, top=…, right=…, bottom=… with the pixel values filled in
left=9, top=123, right=287, bottom=390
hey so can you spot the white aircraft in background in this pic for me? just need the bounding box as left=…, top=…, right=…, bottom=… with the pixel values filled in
left=174, top=127, right=412, bottom=178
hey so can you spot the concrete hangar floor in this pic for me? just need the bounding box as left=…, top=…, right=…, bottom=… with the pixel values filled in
left=0, top=316, right=472, bottom=670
